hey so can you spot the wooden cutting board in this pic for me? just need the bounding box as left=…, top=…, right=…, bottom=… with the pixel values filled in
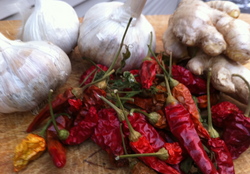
left=1, top=14, right=250, bottom=174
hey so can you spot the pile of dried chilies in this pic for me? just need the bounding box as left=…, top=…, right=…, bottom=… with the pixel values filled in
left=13, top=17, right=250, bottom=174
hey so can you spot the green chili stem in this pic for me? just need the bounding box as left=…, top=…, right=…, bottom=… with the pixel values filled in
left=119, top=123, right=128, bottom=155
left=146, top=31, right=153, bottom=57
left=106, top=17, right=133, bottom=73
left=206, top=68, right=219, bottom=138
left=115, top=147, right=169, bottom=161
left=169, top=52, right=173, bottom=78
left=232, top=74, right=250, bottom=117
left=147, top=45, right=170, bottom=79
left=130, top=108, right=150, bottom=118
left=82, top=69, right=115, bottom=91
left=38, top=113, right=69, bottom=137
left=115, top=92, right=141, bottom=142
left=99, top=95, right=125, bottom=121
left=48, top=89, right=60, bottom=134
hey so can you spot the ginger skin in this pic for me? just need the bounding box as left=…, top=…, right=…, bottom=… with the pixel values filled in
left=187, top=51, right=250, bottom=105
left=163, top=0, right=250, bottom=64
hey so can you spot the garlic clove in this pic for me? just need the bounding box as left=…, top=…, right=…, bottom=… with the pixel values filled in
left=20, top=0, right=79, bottom=54
left=0, top=33, right=71, bottom=113
left=78, top=0, right=156, bottom=71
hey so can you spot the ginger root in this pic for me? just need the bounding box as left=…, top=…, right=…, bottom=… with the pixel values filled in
left=163, top=0, right=250, bottom=64
left=187, top=51, right=250, bottom=105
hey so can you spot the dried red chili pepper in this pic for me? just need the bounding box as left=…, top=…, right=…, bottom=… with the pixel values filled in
left=63, top=106, right=98, bottom=145
left=221, top=112, right=250, bottom=159
left=26, top=87, right=77, bottom=132
left=163, top=142, right=184, bottom=165
left=139, top=57, right=157, bottom=89
left=130, top=109, right=168, bottom=129
left=164, top=74, right=218, bottom=174
left=122, top=112, right=166, bottom=151
left=91, top=108, right=129, bottom=167
left=171, top=65, right=209, bottom=95
left=206, top=138, right=235, bottom=174
left=211, top=101, right=243, bottom=128
left=99, top=94, right=180, bottom=174
left=204, top=69, right=235, bottom=174
left=79, top=64, right=109, bottom=87
left=170, top=78, right=210, bottom=139
left=46, top=115, right=72, bottom=168
left=81, top=85, right=107, bottom=109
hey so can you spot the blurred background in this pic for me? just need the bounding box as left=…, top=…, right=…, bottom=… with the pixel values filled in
left=0, top=0, right=250, bottom=21
left=0, top=0, right=181, bottom=20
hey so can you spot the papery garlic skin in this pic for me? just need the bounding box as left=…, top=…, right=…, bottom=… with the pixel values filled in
left=20, top=0, right=79, bottom=54
left=78, top=1, right=156, bottom=71
left=0, top=33, right=71, bottom=113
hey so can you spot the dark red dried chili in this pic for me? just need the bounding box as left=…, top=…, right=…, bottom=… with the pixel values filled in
left=211, top=101, right=243, bottom=128
left=81, top=85, right=107, bottom=109
left=91, top=108, right=129, bottom=167
left=221, top=112, right=250, bottom=159
left=139, top=57, right=157, bottom=89
left=63, top=106, right=98, bottom=145
left=122, top=112, right=166, bottom=151
left=164, top=73, right=218, bottom=174
left=170, top=78, right=210, bottom=139
left=46, top=115, right=73, bottom=168
left=79, top=64, right=109, bottom=87
left=171, top=65, right=218, bottom=95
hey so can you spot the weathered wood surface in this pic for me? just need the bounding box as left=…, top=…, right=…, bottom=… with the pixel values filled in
left=1, top=14, right=250, bottom=174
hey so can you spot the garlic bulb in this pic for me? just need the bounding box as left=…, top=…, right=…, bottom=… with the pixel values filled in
left=19, top=0, right=79, bottom=54
left=0, top=33, right=71, bottom=113
left=78, top=0, right=156, bottom=71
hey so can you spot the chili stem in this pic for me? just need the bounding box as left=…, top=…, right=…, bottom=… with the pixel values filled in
left=115, top=147, right=169, bottom=161
left=38, top=113, right=69, bottom=137
left=169, top=52, right=173, bottom=78
left=232, top=74, right=250, bottom=117
left=119, top=123, right=128, bottom=155
left=106, top=17, right=133, bottom=73
left=114, top=91, right=141, bottom=142
left=48, top=89, right=60, bottom=134
left=98, top=95, right=125, bottom=121
left=206, top=68, right=219, bottom=138
left=82, top=69, right=115, bottom=91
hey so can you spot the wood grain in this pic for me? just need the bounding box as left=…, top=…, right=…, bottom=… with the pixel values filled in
left=1, top=14, right=250, bottom=174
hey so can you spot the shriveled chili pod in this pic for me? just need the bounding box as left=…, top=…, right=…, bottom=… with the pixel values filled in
left=13, top=133, right=46, bottom=172
left=204, top=68, right=235, bottom=174
left=91, top=108, right=129, bottom=167
left=139, top=56, right=158, bottom=89
left=99, top=94, right=180, bottom=174
left=62, top=106, right=98, bottom=145
left=220, top=74, right=250, bottom=159
left=164, top=72, right=218, bottom=174
left=170, top=77, right=210, bottom=139
left=171, top=64, right=214, bottom=95
left=79, top=64, right=111, bottom=87
left=211, top=101, right=243, bottom=128
left=46, top=115, right=72, bottom=168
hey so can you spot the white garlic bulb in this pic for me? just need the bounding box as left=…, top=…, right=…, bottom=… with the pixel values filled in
left=0, top=33, right=71, bottom=113
left=19, top=0, right=79, bottom=54
left=78, top=0, right=156, bottom=71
